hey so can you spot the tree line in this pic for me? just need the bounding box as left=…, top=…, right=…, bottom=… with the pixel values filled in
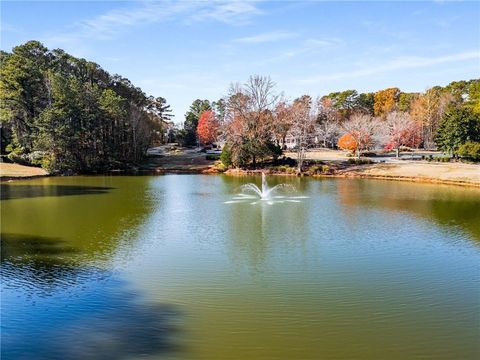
left=176, top=76, right=480, bottom=171
left=0, top=41, right=173, bottom=173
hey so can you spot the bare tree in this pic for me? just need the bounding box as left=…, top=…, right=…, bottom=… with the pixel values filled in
left=316, top=119, right=339, bottom=148
left=341, top=113, right=379, bottom=159
left=289, top=95, right=317, bottom=173
left=315, top=97, right=341, bottom=148
left=272, top=100, right=293, bottom=146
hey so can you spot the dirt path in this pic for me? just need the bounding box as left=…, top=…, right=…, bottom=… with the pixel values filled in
left=142, top=147, right=216, bottom=173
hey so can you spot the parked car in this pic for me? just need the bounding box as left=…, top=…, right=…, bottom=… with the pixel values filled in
left=206, top=149, right=222, bottom=155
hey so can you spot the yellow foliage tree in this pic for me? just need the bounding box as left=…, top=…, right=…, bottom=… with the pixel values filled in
left=373, top=87, right=400, bottom=118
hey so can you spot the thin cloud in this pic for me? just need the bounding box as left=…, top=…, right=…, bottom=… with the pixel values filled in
left=44, top=1, right=262, bottom=47
left=301, top=50, right=480, bottom=83
left=234, top=31, right=297, bottom=44
left=263, top=37, right=343, bottom=63
left=189, top=1, right=262, bottom=25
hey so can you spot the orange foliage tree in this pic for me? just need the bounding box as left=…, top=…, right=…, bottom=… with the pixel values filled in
left=197, top=110, right=219, bottom=145
left=337, top=133, right=358, bottom=152
left=374, top=87, right=400, bottom=118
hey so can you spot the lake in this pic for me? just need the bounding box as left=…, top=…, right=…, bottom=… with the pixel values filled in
left=1, top=175, right=479, bottom=359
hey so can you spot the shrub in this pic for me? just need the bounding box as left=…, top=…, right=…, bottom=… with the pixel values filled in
left=428, top=156, right=451, bottom=162
left=220, top=146, right=232, bottom=167
left=307, top=164, right=330, bottom=175
left=347, top=158, right=373, bottom=165
left=307, top=165, right=321, bottom=175
left=285, top=166, right=296, bottom=174
left=267, top=141, right=283, bottom=161
left=214, top=161, right=227, bottom=172
left=206, top=154, right=220, bottom=161
left=458, top=141, right=480, bottom=161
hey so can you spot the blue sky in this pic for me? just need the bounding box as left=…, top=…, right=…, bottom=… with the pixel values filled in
left=1, top=1, right=479, bottom=121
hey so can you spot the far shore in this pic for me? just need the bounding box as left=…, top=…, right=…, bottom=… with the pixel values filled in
left=1, top=148, right=479, bottom=188
left=224, top=162, right=480, bottom=188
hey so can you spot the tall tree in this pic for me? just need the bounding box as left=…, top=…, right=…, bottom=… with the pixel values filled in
left=374, top=87, right=400, bottom=118
left=183, top=99, right=211, bottom=146
left=147, top=96, right=173, bottom=121
left=0, top=40, right=169, bottom=172
left=289, top=95, right=316, bottom=173
left=410, top=87, right=454, bottom=149
left=224, top=75, right=279, bottom=167
left=435, top=107, right=480, bottom=155
left=197, top=110, right=219, bottom=145
left=316, top=97, right=341, bottom=148
left=398, top=92, right=418, bottom=112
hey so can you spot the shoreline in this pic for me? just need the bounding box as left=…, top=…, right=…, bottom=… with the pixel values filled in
left=222, top=169, right=480, bottom=188
left=2, top=161, right=479, bottom=188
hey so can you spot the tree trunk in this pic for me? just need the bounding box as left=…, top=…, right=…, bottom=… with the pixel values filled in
left=396, top=148, right=399, bottom=158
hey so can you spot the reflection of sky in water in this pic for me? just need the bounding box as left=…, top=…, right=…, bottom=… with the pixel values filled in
left=1, top=264, right=181, bottom=360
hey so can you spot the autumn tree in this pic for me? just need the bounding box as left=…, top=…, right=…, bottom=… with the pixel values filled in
left=183, top=99, right=211, bottom=146
left=410, top=87, right=455, bottom=149
left=223, top=75, right=279, bottom=167
left=380, top=111, right=422, bottom=157
left=340, top=113, right=378, bottom=158
left=337, top=133, right=357, bottom=153
left=197, top=110, right=219, bottom=145
left=374, top=87, right=400, bottom=118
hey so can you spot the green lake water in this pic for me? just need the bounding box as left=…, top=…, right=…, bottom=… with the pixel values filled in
left=1, top=175, right=479, bottom=359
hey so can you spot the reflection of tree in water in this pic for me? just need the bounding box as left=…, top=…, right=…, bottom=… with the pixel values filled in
left=1, top=234, right=183, bottom=360
left=1, top=233, right=86, bottom=294
left=2, top=278, right=182, bottom=359
left=336, top=180, right=480, bottom=242
left=1, top=178, right=154, bottom=265
left=0, top=184, right=113, bottom=200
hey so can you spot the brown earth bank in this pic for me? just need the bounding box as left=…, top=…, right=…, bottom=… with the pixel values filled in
left=332, top=161, right=480, bottom=187
left=0, top=163, right=49, bottom=181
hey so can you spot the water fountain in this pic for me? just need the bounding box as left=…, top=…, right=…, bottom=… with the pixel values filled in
left=225, top=172, right=307, bottom=205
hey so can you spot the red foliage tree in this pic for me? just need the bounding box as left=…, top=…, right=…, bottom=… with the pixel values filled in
left=382, top=112, right=422, bottom=157
left=197, top=110, right=219, bottom=145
